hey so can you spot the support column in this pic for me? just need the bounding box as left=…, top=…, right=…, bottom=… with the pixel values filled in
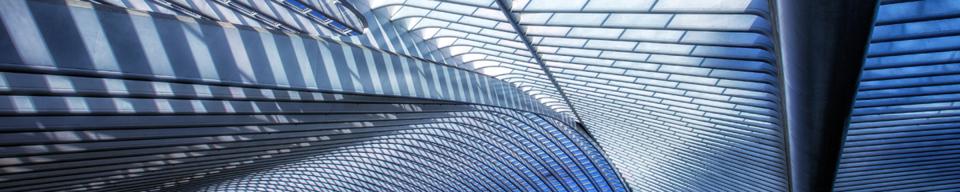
left=773, top=0, right=879, bottom=191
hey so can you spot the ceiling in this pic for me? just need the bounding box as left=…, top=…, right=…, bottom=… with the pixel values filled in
left=369, top=0, right=787, bottom=190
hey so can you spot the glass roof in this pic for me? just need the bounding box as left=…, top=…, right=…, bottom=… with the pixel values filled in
left=369, top=0, right=787, bottom=191
left=34, top=0, right=960, bottom=190
left=835, top=0, right=960, bottom=191
left=98, top=0, right=367, bottom=35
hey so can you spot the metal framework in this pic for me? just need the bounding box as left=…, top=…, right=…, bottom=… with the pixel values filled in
left=0, top=0, right=625, bottom=191
left=491, top=0, right=587, bottom=128
left=92, top=0, right=366, bottom=35
left=835, top=0, right=960, bottom=191
left=6, top=0, right=960, bottom=191
left=370, top=0, right=788, bottom=191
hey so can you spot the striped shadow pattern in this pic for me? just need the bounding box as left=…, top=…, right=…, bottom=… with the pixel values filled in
left=90, top=0, right=365, bottom=35
left=0, top=0, right=556, bottom=115
left=0, top=90, right=618, bottom=191
left=0, top=0, right=626, bottom=191
left=88, top=0, right=469, bottom=65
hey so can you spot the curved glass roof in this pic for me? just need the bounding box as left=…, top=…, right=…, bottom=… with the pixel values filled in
left=93, top=0, right=366, bottom=35
left=0, top=1, right=625, bottom=191
left=21, top=0, right=960, bottom=191
left=370, top=0, right=788, bottom=190
left=835, top=0, right=960, bottom=191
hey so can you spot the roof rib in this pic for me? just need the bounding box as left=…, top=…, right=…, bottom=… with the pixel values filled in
left=492, top=0, right=588, bottom=125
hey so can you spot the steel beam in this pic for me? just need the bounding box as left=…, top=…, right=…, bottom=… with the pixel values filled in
left=491, top=0, right=585, bottom=126
left=773, top=0, right=879, bottom=191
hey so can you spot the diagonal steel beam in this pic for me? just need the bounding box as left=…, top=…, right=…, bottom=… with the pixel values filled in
left=491, top=0, right=588, bottom=128
left=491, top=1, right=634, bottom=190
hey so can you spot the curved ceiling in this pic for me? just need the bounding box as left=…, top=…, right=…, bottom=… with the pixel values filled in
left=13, top=0, right=960, bottom=191
left=835, top=0, right=960, bottom=191
left=369, top=0, right=788, bottom=190
left=0, top=0, right=626, bottom=191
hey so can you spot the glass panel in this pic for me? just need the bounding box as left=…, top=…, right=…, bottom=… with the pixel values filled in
left=653, top=0, right=767, bottom=12
left=538, top=37, right=587, bottom=47
left=392, top=6, right=431, bottom=19
left=620, top=29, right=686, bottom=42
left=427, top=11, right=463, bottom=21
left=668, top=14, right=767, bottom=32
left=585, top=39, right=637, bottom=51
left=459, top=15, right=500, bottom=28
left=472, top=7, right=508, bottom=20
left=548, top=13, right=609, bottom=26
left=567, top=27, right=624, bottom=39
left=521, top=0, right=589, bottom=11
left=479, top=28, right=519, bottom=39
left=604, top=14, right=673, bottom=28
left=525, top=26, right=571, bottom=36
left=583, top=0, right=656, bottom=11
left=517, top=13, right=554, bottom=24
left=436, top=2, right=478, bottom=14
left=634, top=42, right=694, bottom=55
left=681, top=31, right=771, bottom=47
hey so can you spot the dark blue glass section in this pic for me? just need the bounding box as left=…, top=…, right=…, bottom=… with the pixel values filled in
left=836, top=0, right=960, bottom=191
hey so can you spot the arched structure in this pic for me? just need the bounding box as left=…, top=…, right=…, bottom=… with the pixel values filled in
left=3, top=0, right=960, bottom=191
left=0, top=0, right=625, bottom=191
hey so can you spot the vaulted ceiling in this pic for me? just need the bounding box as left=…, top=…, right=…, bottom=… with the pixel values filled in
left=369, top=0, right=788, bottom=190
left=10, top=0, right=960, bottom=191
